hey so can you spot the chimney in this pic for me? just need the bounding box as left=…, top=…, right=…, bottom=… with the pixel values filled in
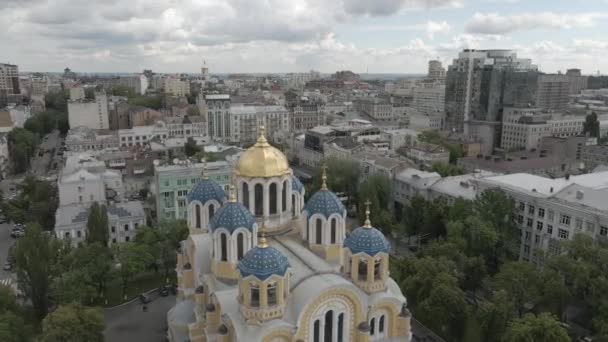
left=565, top=174, right=570, bottom=180
left=576, top=190, right=584, bottom=200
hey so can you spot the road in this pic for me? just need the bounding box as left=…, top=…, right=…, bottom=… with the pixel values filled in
left=0, top=223, right=15, bottom=280
left=104, top=291, right=173, bottom=342
left=30, top=129, right=63, bottom=178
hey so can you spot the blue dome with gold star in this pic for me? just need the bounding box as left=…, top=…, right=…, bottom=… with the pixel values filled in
left=187, top=178, right=227, bottom=205
left=237, top=244, right=290, bottom=280
left=209, top=202, right=256, bottom=233
left=304, top=189, right=345, bottom=218
left=344, top=226, right=390, bottom=256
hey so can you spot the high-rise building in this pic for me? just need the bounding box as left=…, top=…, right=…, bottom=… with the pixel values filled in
left=412, top=81, right=445, bottom=115
left=0, top=63, right=20, bottom=107
left=428, top=60, right=446, bottom=81
left=201, top=60, right=209, bottom=80
left=536, top=74, right=572, bottom=111
left=565, top=69, right=589, bottom=95
left=204, top=94, right=232, bottom=142
left=444, top=49, right=538, bottom=154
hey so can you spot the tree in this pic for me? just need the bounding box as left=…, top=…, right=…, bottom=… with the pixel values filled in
left=184, top=137, right=201, bottom=157
left=44, top=90, right=68, bottom=111
left=12, top=224, right=62, bottom=320
left=583, top=112, right=600, bottom=138
left=502, top=313, right=569, bottom=342
left=86, top=202, right=108, bottom=246
left=114, top=243, right=154, bottom=297
left=3, top=176, right=58, bottom=229
left=40, top=304, right=104, bottom=342
left=7, top=128, right=39, bottom=173
left=308, top=157, right=361, bottom=205
left=136, top=221, right=188, bottom=279
left=0, top=312, right=31, bottom=342
left=491, top=261, right=542, bottom=318
left=110, top=85, right=135, bottom=98
left=477, top=290, right=516, bottom=342
left=431, top=162, right=464, bottom=177
left=402, top=194, right=427, bottom=238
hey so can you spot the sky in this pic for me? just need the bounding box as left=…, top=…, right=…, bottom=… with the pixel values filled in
left=2, top=0, right=608, bottom=74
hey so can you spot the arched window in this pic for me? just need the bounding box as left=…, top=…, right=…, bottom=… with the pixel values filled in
left=282, top=180, right=287, bottom=211
left=269, top=183, right=277, bottom=214
left=243, top=183, right=249, bottom=209
left=220, top=233, right=227, bottom=261
left=324, top=310, right=334, bottom=342
left=195, top=204, right=201, bottom=228
left=313, top=320, right=320, bottom=342
left=237, top=233, right=244, bottom=260
left=208, top=204, right=215, bottom=220
left=358, top=259, right=368, bottom=281
left=267, top=282, right=277, bottom=306
left=338, top=313, right=344, bottom=342
left=292, top=194, right=296, bottom=216
left=254, top=184, right=263, bottom=216
left=374, top=258, right=382, bottom=281
left=315, top=218, right=322, bottom=244
left=331, top=218, right=337, bottom=244
left=250, top=283, right=260, bottom=307
left=370, top=317, right=376, bottom=336
left=379, top=315, right=385, bottom=334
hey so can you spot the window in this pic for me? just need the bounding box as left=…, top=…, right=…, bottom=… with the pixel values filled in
left=237, top=233, right=244, bottom=260
left=111, top=226, right=116, bottom=233
left=314, top=320, right=320, bottom=342
left=548, top=210, right=555, bottom=221
left=331, top=218, right=337, bottom=244
left=558, top=229, right=569, bottom=239
left=220, top=233, right=227, bottom=261
left=535, top=234, right=541, bottom=244
left=538, top=208, right=545, bottom=218
left=208, top=204, right=215, bottom=220
left=125, top=236, right=130, bottom=242
left=267, top=282, right=277, bottom=306
left=79, top=195, right=83, bottom=202
left=338, top=313, right=344, bottom=342
left=524, top=231, right=531, bottom=241
left=195, top=204, right=201, bottom=228
left=370, top=317, right=376, bottom=336
left=282, top=180, right=287, bottom=212
left=575, top=218, right=583, bottom=230
left=242, top=183, right=249, bottom=209
left=527, top=218, right=533, bottom=228
left=519, top=202, right=525, bottom=211
left=517, top=215, right=523, bottom=224
left=528, top=205, right=535, bottom=215
left=254, top=184, right=263, bottom=216
left=315, top=219, right=322, bottom=244
left=524, top=245, right=530, bottom=255
left=586, top=221, right=595, bottom=233
left=547, top=225, right=553, bottom=235
left=560, top=214, right=571, bottom=225
left=536, top=221, right=543, bottom=231
left=250, top=283, right=260, bottom=307
left=601, top=226, right=608, bottom=236
left=374, top=259, right=382, bottom=281
left=358, top=259, right=367, bottom=281
left=77, top=230, right=81, bottom=238
left=124, top=224, right=129, bottom=231
left=379, top=315, right=385, bottom=334
left=269, top=183, right=277, bottom=214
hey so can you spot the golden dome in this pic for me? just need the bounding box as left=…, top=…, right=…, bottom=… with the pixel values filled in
left=236, top=127, right=290, bottom=178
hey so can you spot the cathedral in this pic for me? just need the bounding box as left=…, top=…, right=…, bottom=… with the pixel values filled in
left=167, top=127, right=412, bottom=342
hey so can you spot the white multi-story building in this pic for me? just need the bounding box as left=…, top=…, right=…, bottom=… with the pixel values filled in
left=382, top=128, right=420, bottom=151
left=356, top=98, right=393, bottom=121
left=54, top=201, right=145, bottom=246
left=118, top=123, right=169, bottom=147
left=68, top=91, right=110, bottom=130
left=230, top=105, right=290, bottom=144
left=65, top=126, right=120, bottom=152
left=474, top=171, right=608, bottom=263
left=501, top=107, right=585, bottom=151
left=164, top=76, right=190, bottom=97
left=412, top=82, right=445, bottom=115
left=428, top=60, right=446, bottom=81
left=69, top=86, right=85, bottom=101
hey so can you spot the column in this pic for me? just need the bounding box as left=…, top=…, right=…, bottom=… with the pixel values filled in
left=286, top=179, right=292, bottom=213
left=350, top=255, right=358, bottom=280
left=367, top=257, right=374, bottom=284
left=332, top=312, right=339, bottom=342
left=261, top=282, right=268, bottom=309
left=248, top=184, right=255, bottom=214
left=278, top=180, right=284, bottom=215
left=263, top=183, right=270, bottom=218
left=320, top=320, right=326, bottom=342
left=174, top=190, right=179, bottom=219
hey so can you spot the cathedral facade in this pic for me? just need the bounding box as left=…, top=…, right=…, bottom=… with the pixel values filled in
left=167, top=128, right=412, bottom=342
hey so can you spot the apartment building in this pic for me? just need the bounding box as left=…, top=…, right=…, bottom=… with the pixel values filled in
left=67, top=91, right=110, bottom=130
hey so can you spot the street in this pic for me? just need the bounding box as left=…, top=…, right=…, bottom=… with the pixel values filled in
left=104, top=291, right=173, bottom=342
left=0, top=222, right=15, bottom=280
left=30, top=129, right=63, bottom=178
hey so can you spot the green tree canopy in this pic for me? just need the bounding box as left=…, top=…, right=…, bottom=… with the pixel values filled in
left=308, top=157, right=361, bottom=205
left=12, top=223, right=62, bottom=320
left=502, top=313, right=569, bottom=342
left=86, top=202, right=109, bottom=246
left=135, top=220, right=188, bottom=279
left=40, top=304, right=104, bottom=342
left=184, top=137, right=201, bottom=157
left=7, top=128, right=39, bottom=173
left=114, top=243, right=154, bottom=297
left=583, top=112, right=600, bottom=138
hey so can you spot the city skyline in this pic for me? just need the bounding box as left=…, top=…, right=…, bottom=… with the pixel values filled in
left=2, top=0, right=608, bottom=74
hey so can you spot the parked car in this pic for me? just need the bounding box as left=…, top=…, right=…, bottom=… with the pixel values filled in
left=3, top=262, right=12, bottom=271
left=139, top=293, right=151, bottom=304
left=159, top=287, right=169, bottom=297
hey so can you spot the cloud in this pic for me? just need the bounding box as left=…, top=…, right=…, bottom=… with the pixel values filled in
left=341, top=0, right=463, bottom=16
left=426, top=20, right=450, bottom=39
left=465, top=12, right=607, bottom=35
